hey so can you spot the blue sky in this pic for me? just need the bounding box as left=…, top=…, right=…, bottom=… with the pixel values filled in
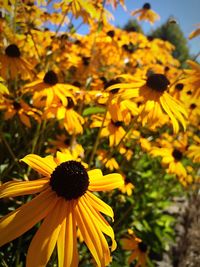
left=48, top=0, right=199, bottom=56
left=105, top=0, right=200, bottom=56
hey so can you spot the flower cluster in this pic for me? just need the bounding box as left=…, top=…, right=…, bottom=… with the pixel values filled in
left=0, top=1, right=199, bottom=267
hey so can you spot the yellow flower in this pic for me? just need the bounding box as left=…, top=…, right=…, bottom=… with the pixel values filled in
left=150, top=147, right=187, bottom=177
left=107, top=73, right=187, bottom=133
left=97, top=150, right=119, bottom=171
left=91, top=113, right=126, bottom=147
left=0, top=152, right=124, bottom=267
left=0, top=97, right=41, bottom=127
left=121, top=230, right=148, bottom=266
left=131, top=3, right=160, bottom=25
left=182, top=60, right=200, bottom=98
left=187, top=135, right=200, bottom=163
left=0, top=44, right=34, bottom=80
left=23, top=71, right=76, bottom=108
left=120, top=178, right=134, bottom=196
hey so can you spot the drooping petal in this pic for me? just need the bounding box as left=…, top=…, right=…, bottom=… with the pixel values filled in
left=20, top=154, right=56, bottom=176
left=84, top=191, right=114, bottom=220
left=76, top=197, right=111, bottom=267
left=26, top=198, right=65, bottom=267
left=0, top=188, right=57, bottom=247
left=160, top=95, right=179, bottom=133
left=57, top=201, right=78, bottom=267
left=0, top=178, right=49, bottom=199
left=75, top=198, right=104, bottom=267
left=88, top=173, right=123, bottom=191
left=83, top=194, right=116, bottom=251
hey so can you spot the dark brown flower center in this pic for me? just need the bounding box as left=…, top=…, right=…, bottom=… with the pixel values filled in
left=190, top=103, right=196, bottom=110
left=138, top=242, right=148, bottom=252
left=66, top=97, right=75, bottom=109
left=5, top=44, right=21, bottom=57
left=175, top=83, right=184, bottom=91
left=13, top=101, right=21, bottom=110
left=172, top=149, right=182, bottom=161
left=82, top=56, right=90, bottom=66
left=146, top=74, right=170, bottom=92
left=107, top=30, right=115, bottom=38
left=64, top=138, right=70, bottom=146
left=43, top=71, right=58, bottom=85
left=143, top=3, right=151, bottom=9
left=112, top=120, right=123, bottom=127
left=50, top=160, right=89, bottom=200
left=187, top=90, right=192, bottom=95
left=122, top=42, right=136, bottom=53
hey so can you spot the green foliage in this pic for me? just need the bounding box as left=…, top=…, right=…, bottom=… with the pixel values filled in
left=151, top=19, right=190, bottom=65
left=123, top=19, right=144, bottom=34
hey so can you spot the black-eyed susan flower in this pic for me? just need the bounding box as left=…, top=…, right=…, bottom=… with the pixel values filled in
left=182, top=60, right=200, bottom=98
left=120, top=178, right=134, bottom=196
left=150, top=145, right=187, bottom=178
left=107, top=73, right=187, bottom=133
left=131, top=3, right=160, bottom=25
left=23, top=71, right=76, bottom=107
left=0, top=44, right=34, bottom=80
left=97, top=149, right=119, bottom=171
left=187, top=135, right=200, bottom=163
left=0, top=97, right=41, bottom=127
left=121, top=229, right=148, bottom=266
left=0, top=151, right=123, bottom=267
left=90, top=112, right=126, bottom=147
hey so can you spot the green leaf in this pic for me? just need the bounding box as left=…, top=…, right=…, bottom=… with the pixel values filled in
left=82, top=106, right=105, bottom=116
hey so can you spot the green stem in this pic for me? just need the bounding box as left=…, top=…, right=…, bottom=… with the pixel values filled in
left=113, top=202, right=135, bottom=231
left=103, top=119, right=135, bottom=167
left=1, top=133, right=17, bottom=162
left=15, top=237, right=22, bottom=267
left=88, top=103, right=108, bottom=167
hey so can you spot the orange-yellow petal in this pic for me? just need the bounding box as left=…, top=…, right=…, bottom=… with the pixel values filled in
left=0, top=178, right=49, bottom=199
left=89, top=173, right=123, bottom=191
left=20, top=154, right=56, bottom=176
left=0, top=188, right=57, bottom=247
left=57, top=201, right=78, bottom=267
left=26, top=198, right=65, bottom=267
left=84, top=191, right=114, bottom=219
left=75, top=198, right=105, bottom=266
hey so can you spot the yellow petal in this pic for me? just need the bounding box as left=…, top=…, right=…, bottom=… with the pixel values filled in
left=0, top=178, right=49, bottom=199
left=84, top=191, right=114, bottom=219
left=89, top=173, right=124, bottom=191
left=55, top=151, right=74, bottom=165
left=75, top=198, right=103, bottom=267
left=160, top=95, right=179, bottom=133
left=0, top=188, right=57, bottom=247
left=26, top=198, right=65, bottom=267
left=20, top=154, right=56, bottom=176
left=57, top=201, right=78, bottom=267
left=83, top=194, right=116, bottom=251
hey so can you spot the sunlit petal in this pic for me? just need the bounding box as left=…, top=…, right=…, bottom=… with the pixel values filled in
left=0, top=188, right=57, bottom=247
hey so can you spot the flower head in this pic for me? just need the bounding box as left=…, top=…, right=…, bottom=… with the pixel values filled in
left=0, top=152, right=123, bottom=267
